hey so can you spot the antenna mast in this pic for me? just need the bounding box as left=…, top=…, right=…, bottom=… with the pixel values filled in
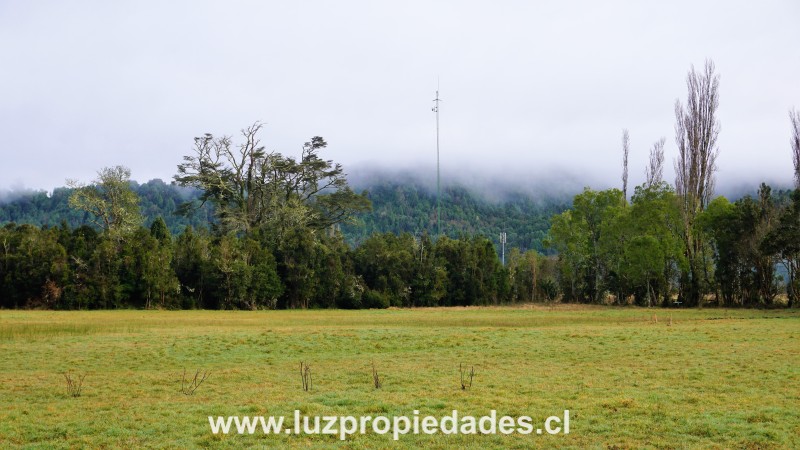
left=432, top=82, right=442, bottom=237
left=501, top=231, right=507, bottom=266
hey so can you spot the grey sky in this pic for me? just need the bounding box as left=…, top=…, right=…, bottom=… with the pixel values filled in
left=1, top=0, right=799, bottom=194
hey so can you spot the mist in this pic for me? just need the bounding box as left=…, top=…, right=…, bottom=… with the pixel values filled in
left=1, top=1, right=798, bottom=194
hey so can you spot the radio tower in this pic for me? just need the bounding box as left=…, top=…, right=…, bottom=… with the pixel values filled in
left=432, top=83, right=442, bottom=237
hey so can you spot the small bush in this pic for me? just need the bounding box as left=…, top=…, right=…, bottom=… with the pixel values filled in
left=459, top=363, right=474, bottom=390
left=540, top=278, right=560, bottom=302
left=300, top=361, right=312, bottom=391
left=362, top=290, right=390, bottom=309
left=181, top=369, right=210, bottom=395
left=372, top=362, right=382, bottom=389
left=64, top=372, right=85, bottom=397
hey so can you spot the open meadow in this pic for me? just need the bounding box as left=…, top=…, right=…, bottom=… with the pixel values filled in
left=0, top=306, right=798, bottom=449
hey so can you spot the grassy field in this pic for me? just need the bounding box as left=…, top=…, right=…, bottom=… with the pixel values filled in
left=0, top=306, right=798, bottom=449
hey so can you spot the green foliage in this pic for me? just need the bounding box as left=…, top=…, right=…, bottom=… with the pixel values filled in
left=274, top=227, right=318, bottom=309
left=361, top=289, right=390, bottom=309
left=506, top=248, right=559, bottom=303
left=2, top=176, right=567, bottom=263
left=548, top=181, right=797, bottom=307
left=620, top=183, right=685, bottom=306
left=67, top=166, right=142, bottom=240
left=763, top=190, right=800, bottom=307
left=149, top=216, right=171, bottom=245
left=0, top=224, right=69, bottom=308
left=353, top=233, right=416, bottom=306
left=174, top=124, right=370, bottom=236
left=1, top=153, right=796, bottom=309
left=547, top=187, right=626, bottom=303
left=700, top=184, right=780, bottom=306
left=548, top=184, right=686, bottom=305
left=351, top=233, right=514, bottom=308
left=0, top=180, right=215, bottom=235
left=426, top=235, right=507, bottom=306
left=172, top=226, right=211, bottom=308
left=205, top=234, right=283, bottom=310
left=342, top=181, right=570, bottom=254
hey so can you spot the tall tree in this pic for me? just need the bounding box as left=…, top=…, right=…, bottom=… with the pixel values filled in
left=762, top=190, right=800, bottom=308
left=645, top=138, right=666, bottom=187
left=673, top=59, right=720, bottom=306
left=702, top=186, right=778, bottom=306
left=175, top=122, right=370, bottom=237
left=507, top=249, right=549, bottom=303
left=547, top=210, right=587, bottom=301
left=149, top=217, right=171, bottom=245
left=626, top=182, right=684, bottom=306
left=621, top=129, right=630, bottom=200
left=791, top=108, right=800, bottom=188
left=752, top=184, right=778, bottom=304
left=67, top=166, right=142, bottom=240
left=547, top=188, right=626, bottom=303
left=172, top=226, right=211, bottom=308
left=0, top=224, right=69, bottom=308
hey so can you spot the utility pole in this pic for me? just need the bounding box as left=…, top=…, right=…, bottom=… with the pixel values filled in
left=501, top=231, right=507, bottom=266
left=416, top=232, right=425, bottom=263
left=432, top=84, right=442, bottom=237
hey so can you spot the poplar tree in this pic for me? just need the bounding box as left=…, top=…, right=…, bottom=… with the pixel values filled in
left=674, top=60, right=720, bottom=306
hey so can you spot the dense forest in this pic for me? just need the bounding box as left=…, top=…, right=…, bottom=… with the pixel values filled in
left=547, top=182, right=797, bottom=308
left=0, top=180, right=568, bottom=255
left=3, top=173, right=797, bottom=310
left=0, top=126, right=556, bottom=310
left=0, top=169, right=570, bottom=311
left=0, top=179, right=215, bottom=235
left=343, top=181, right=569, bottom=254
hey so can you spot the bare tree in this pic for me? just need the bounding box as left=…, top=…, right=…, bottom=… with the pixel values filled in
left=621, top=129, right=630, bottom=200
left=674, top=59, right=720, bottom=306
left=791, top=108, right=800, bottom=189
left=175, top=122, right=370, bottom=236
left=645, top=138, right=666, bottom=187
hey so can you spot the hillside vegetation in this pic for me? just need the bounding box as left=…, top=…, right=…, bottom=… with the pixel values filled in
left=0, top=179, right=569, bottom=254
left=344, top=181, right=569, bottom=253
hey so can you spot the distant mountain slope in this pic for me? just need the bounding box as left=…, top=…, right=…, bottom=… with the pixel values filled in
left=0, top=178, right=570, bottom=253
left=342, top=181, right=571, bottom=254
left=0, top=179, right=215, bottom=234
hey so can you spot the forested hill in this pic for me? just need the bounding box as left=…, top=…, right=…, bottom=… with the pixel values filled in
left=342, top=181, right=571, bottom=253
left=0, top=179, right=215, bottom=235
left=0, top=179, right=571, bottom=253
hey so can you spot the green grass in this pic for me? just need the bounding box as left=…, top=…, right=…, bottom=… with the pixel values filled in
left=1, top=306, right=798, bottom=449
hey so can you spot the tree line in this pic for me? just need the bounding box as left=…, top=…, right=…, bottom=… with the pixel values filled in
left=0, top=125, right=554, bottom=309
left=0, top=176, right=567, bottom=256
left=2, top=60, right=799, bottom=310
left=341, top=181, right=568, bottom=254
left=547, top=182, right=798, bottom=307
left=548, top=60, right=800, bottom=308
left=0, top=217, right=558, bottom=309
left=0, top=179, right=215, bottom=235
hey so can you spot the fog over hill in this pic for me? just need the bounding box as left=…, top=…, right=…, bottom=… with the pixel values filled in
left=0, top=163, right=796, bottom=258
left=345, top=163, right=793, bottom=204
left=0, top=161, right=793, bottom=208
left=2, top=2, right=798, bottom=195
left=347, top=163, right=585, bottom=204
left=0, top=170, right=570, bottom=253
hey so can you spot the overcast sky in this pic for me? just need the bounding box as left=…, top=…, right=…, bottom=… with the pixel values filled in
left=1, top=0, right=799, bottom=195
